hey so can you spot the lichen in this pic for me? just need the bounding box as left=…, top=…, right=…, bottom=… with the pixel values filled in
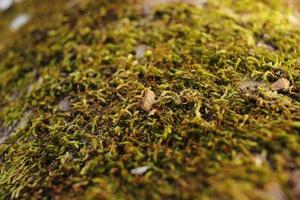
left=0, top=0, right=300, bottom=199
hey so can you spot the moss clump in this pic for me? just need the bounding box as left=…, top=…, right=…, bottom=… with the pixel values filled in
left=0, top=0, right=300, bottom=199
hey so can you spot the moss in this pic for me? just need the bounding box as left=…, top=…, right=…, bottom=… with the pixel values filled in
left=0, top=0, right=300, bottom=199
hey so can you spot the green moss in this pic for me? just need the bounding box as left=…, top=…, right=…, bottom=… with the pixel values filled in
left=0, top=0, right=300, bottom=199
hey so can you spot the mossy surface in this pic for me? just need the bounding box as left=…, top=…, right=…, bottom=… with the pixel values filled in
left=0, top=0, right=300, bottom=199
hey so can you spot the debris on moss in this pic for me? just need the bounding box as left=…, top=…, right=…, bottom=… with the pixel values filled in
left=0, top=0, right=12, bottom=11
left=141, top=88, right=156, bottom=112
left=130, top=166, right=150, bottom=175
left=271, top=78, right=291, bottom=91
left=9, top=14, right=30, bottom=31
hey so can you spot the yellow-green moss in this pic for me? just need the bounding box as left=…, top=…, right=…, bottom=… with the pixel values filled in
left=0, top=0, right=300, bottom=199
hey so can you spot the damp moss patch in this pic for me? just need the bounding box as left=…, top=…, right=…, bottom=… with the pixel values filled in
left=0, top=0, right=300, bottom=199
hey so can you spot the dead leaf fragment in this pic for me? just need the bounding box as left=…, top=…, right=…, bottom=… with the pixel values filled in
left=141, top=89, right=155, bottom=112
left=271, top=78, right=290, bottom=91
